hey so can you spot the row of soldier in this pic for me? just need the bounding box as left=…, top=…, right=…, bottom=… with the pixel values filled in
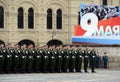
left=0, top=43, right=98, bottom=74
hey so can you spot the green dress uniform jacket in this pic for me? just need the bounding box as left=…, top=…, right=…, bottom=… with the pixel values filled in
left=69, top=49, right=76, bottom=72
left=4, top=48, right=12, bottom=73
left=62, top=49, right=70, bottom=72
left=75, top=49, right=82, bottom=72
left=48, top=49, right=56, bottom=73
left=55, top=49, right=62, bottom=72
left=19, top=49, right=27, bottom=73
left=33, top=48, right=42, bottom=73
left=83, top=49, right=89, bottom=72
left=11, top=48, right=19, bottom=73
left=42, top=49, right=49, bottom=73
left=0, top=48, right=5, bottom=73
left=26, top=49, right=34, bottom=73
left=90, top=50, right=96, bottom=72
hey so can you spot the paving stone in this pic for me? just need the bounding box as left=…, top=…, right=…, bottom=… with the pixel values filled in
left=0, top=69, right=120, bottom=82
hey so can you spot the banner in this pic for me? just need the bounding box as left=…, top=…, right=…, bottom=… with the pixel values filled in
left=72, top=4, right=120, bottom=44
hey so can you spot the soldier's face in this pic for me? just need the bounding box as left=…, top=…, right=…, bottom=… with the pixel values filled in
left=0, top=44, right=4, bottom=48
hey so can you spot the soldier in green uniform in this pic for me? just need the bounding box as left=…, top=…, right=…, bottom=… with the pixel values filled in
left=12, top=44, right=19, bottom=72
left=2, top=47, right=7, bottom=73
left=4, top=44, right=13, bottom=73
left=89, top=48, right=96, bottom=73
left=83, top=47, right=89, bottom=73
left=48, top=46, right=56, bottom=73
left=26, top=44, right=34, bottom=73
left=0, top=43, right=5, bottom=73
left=11, top=44, right=20, bottom=73
left=33, top=45, right=42, bottom=73
left=62, top=45, right=70, bottom=72
left=61, top=46, right=66, bottom=72
left=19, top=44, right=27, bottom=73
left=69, top=46, right=76, bottom=72
left=75, top=46, right=83, bottom=73
left=55, top=45, right=63, bottom=73
left=41, top=45, right=49, bottom=73
left=17, top=45, right=22, bottom=73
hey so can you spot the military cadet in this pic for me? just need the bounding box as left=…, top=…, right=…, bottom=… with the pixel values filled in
left=102, top=52, right=108, bottom=68
left=48, top=45, right=56, bottom=73
left=4, top=43, right=13, bottom=73
left=62, top=45, right=70, bottom=72
left=1, top=46, right=7, bottom=73
left=55, top=45, right=63, bottom=73
left=11, top=44, right=20, bottom=73
left=89, top=48, right=96, bottom=73
left=75, top=46, right=83, bottom=73
left=61, top=45, right=66, bottom=72
left=0, top=43, right=5, bottom=73
left=83, top=47, right=89, bottom=73
left=26, top=44, right=34, bottom=73
left=41, top=45, right=49, bottom=73
left=33, top=44, right=42, bottom=73
left=19, top=44, right=27, bottom=73
left=69, top=46, right=76, bottom=72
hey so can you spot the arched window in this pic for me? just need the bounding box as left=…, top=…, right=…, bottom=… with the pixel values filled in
left=18, top=39, right=35, bottom=48
left=47, top=39, right=63, bottom=46
left=56, top=9, right=62, bottom=29
left=18, top=7, right=24, bottom=29
left=103, top=0, right=107, bottom=5
left=78, top=11, right=80, bottom=25
left=0, top=7, right=4, bottom=28
left=28, top=8, right=34, bottom=29
left=47, top=8, right=52, bottom=29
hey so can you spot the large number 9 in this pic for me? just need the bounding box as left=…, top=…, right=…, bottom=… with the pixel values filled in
left=80, top=13, right=98, bottom=36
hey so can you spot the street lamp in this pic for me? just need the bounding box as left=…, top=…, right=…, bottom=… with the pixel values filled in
left=52, top=30, right=57, bottom=39
left=51, top=30, right=57, bottom=46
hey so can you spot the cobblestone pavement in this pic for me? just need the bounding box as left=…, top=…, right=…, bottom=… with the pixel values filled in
left=0, top=69, right=120, bottom=82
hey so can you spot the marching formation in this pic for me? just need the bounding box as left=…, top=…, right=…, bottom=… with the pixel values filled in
left=0, top=43, right=97, bottom=74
